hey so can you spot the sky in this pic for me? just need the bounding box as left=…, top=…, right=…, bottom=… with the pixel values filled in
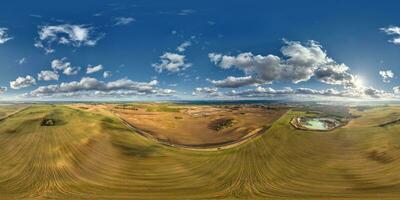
left=1, top=0, right=400, bottom=101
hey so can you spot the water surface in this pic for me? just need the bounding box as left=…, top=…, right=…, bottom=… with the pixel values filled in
left=304, top=119, right=328, bottom=130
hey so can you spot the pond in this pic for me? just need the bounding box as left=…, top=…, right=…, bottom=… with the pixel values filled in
left=303, top=119, right=329, bottom=130
left=291, top=117, right=342, bottom=131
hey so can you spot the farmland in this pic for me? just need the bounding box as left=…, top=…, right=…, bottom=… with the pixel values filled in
left=1, top=104, right=400, bottom=199
left=106, top=103, right=288, bottom=147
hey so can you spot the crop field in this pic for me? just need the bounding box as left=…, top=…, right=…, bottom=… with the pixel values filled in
left=1, top=104, right=400, bottom=199
left=107, top=103, right=287, bottom=147
left=0, top=104, right=29, bottom=119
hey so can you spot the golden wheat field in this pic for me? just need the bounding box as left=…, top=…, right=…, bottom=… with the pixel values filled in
left=1, top=104, right=400, bottom=199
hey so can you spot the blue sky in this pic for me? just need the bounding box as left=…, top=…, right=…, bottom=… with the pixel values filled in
left=1, top=0, right=400, bottom=101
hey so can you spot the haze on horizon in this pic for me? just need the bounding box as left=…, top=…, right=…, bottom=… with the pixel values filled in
left=1, top=0, right=400, bottom=102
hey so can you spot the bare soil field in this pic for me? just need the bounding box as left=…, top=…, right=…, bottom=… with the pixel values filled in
left=107, top=103, right=288, bottom=147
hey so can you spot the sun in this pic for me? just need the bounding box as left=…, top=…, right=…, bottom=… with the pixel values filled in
left=353, top=75, right=364, bottom=88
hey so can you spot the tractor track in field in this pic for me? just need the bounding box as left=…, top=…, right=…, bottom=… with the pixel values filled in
left=0, top=105, right=31, bottom=122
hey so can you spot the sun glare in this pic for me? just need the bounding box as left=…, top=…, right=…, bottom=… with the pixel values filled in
left=353, top=76, right=364, bottom=88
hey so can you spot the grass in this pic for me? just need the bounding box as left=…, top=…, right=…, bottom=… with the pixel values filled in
left=1, top=105, right=400, bottom=199
left=145, top=105, right=181, bottom=112
left=115, top=103, right=182, bottom=112
left=209, top=118, right=236, bottom=131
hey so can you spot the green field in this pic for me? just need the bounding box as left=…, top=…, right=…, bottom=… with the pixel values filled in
left=1, top=105, right=400, bottom=199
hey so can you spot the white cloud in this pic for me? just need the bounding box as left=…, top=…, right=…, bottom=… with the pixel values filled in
left=178, top=9, right=196, bottom=16
left=0, top=27, right=12, bottom=44
left=381, top=26, right=400, bottom=45
left=86, top=64, right=103, bottom=74
left=209, top=40, right=359, bottom=89
left=156, top=89, right=175, bottom=96
left=209, top=53, right=222, bottom=65
left=363, top=87, right=387, bottom=98
left=17, top=58, right=26, bottom=65
left=227, top=86, right=294, bottom=97
left=51, top=58, right=70, bottom=71
left=192, top=87, right=221, bottom=97
left=10, top=75, right=36, bottom=89
left=29, top=14, right=42, bottom=18
left=92, top=88, right=175, bottom=98
left=37, top=70, right=59, bottom=81
left=63, top=67, right=80, bottom=75
left=114, top=17, right=135, bottom=26
left=177, top=41, right=191, bottom=52
left=223, top=86, right=390, bottom=99
left=152, top=52, right=192, bottom=73
left=314, top=64, right=359, bottom=88
left=210, top=76, right=264, bottom=88
left=394, top=86, right=400, bottom=94
left=51, top=58, right=80, bottom=75
left=24, top=77, right=174, bottom=98
left=379, top=70, right=394, bottom=83
left=0, top=86, right=7, bottom=93
left=103, top=71, right=112, bottom=78
left=35, top=24, right=103, bottom=53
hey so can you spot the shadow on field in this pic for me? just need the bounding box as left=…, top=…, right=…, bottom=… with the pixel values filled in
left=42, top=109, right=68, bottom=126
left=100, top=116, right=159, bottom=158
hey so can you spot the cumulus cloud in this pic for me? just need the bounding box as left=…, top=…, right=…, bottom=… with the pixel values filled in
left=363, top=87, right=387, bottom=98
left=208, top=53, right=222, bottom=65
left=209, top=76, right=264, bottom=88
left=91, top=88, right=175, bottom=98
left=192, top=87, right=221, bottom=97
left=103, top=71, right=112, bottom=78
left=155, top=89, right=176, bottom=96
left=114, top=17, right=135, bottom=26
left=153, top=52, right=192, bottom=73
left=314, top=64, right=359, bottom=88
left=393, top=86, right=400, bottom=94
left=34, top=24, right=103, bottom=53
left=223, top=86, right=389, bottom=99
left=86, top=64, right=103, bottom=74
left=10, top=75, right=36, bottom=89
left=394, top=86, right=400, bottom=94
left=381, top=26, right=400, bottom=45
left=226, top=86, right=293, bottom=97
left=37, top=70, right=59, bottom=81
left=0, top=86, right=7, bottom=93
left=209, top=40, right=359, bottom=89
left=63, top=67, right=80, bottom=75
left=51, top=58, right=80, bottom=75
left=379, top=70, right=394, bottom=83
left=0, top=27, right=12, bottom=44
left=24, top=77, right=174, bottom=98
left=177, top=41, right=191, bottom=52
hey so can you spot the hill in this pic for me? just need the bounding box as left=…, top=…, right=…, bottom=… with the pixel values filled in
left=1, top=105, right=400, bottom=199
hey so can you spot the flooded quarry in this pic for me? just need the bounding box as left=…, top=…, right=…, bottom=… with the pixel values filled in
left=290, top=116, right=343, bottom=131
